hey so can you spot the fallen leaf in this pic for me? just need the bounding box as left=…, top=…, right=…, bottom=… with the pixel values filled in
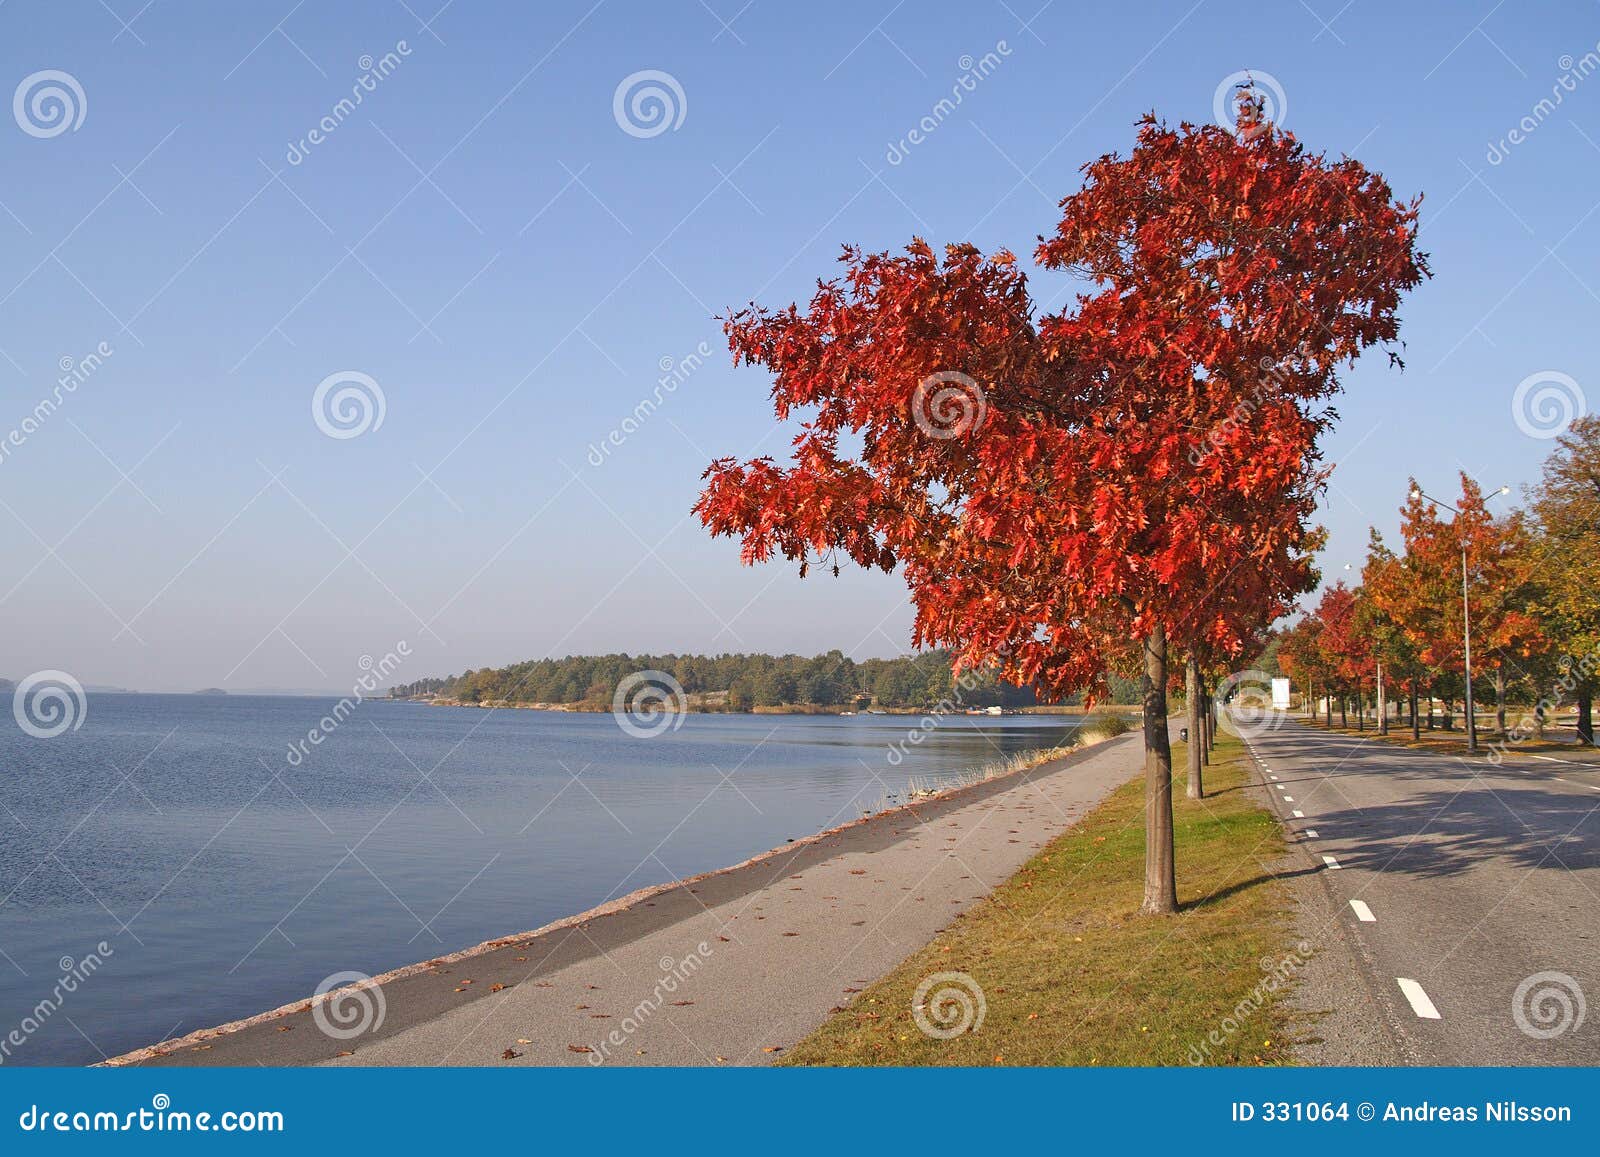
left=567, top=1044, right=592, bottom=1054
left=502, top=1048, right=522, bottom=1060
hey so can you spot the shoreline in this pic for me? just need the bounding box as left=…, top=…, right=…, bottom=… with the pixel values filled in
left=103, top=726, right=1133, bottom=1067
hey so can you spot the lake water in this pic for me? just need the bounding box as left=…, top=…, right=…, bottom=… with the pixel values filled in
left=0, top=693, right=1084, bottom=1066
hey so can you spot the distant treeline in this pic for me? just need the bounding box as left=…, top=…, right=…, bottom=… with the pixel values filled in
left=390, top=650, right=1143, bottom=709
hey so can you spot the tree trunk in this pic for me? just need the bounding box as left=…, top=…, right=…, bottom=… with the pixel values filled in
left=1339, top=697, right=1347, bottom=729
left=1139, top=625, right=1177, bottom=916
left=1410, top=679, right=1420, bottom=741
left=1356, top=685, right=1366, bottom=732
left=1186, top=657, right=1202, bottom=799
left=1579, top=685, right=1595, bottom=747
left=1203, top=690, right=1214, bottom=764
left=1377, top=663, right=1388, bottom=736
left=1325, top=693, right=1332, bottom=727
left=1494, top=665, right=1507, bottom=737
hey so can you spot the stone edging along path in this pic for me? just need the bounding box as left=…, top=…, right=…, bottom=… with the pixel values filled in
left=108, top=727, right=1151, bottom=1067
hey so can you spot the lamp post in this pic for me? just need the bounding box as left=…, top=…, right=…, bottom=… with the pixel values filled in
left=1409, top=484, right=1510, bottom=754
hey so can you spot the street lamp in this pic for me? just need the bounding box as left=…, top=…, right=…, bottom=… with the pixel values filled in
left=1409, top=484, right=1511, bottom=753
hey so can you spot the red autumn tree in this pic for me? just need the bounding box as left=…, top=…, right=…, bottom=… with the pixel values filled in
left=695, top=94, right=1426, bottom=915
left=1277, top=613, right=1333, bottom=721
left=1313, top=582, right=1370, bottom=727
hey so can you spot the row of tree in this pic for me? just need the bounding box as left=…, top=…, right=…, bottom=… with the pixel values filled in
left=393, top=650, right=1146, bottom=709
left=1277, top=417, right=1600, bottom=746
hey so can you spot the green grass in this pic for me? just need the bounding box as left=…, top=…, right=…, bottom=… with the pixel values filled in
left=782, top=733, right=1303, bottom=1066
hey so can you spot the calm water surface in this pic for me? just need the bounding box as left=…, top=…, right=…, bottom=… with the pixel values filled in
left=0, top=694, right=1083, bottom=1065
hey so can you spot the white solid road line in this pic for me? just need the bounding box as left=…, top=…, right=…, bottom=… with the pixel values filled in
left=1397, top=977, right=1442, bottom=1019
left=1292, top=809, right=1304, bottom=817
left=1322, top=854, right=1340, bottom=868
left=1349, top=899, right=1375, bottom=922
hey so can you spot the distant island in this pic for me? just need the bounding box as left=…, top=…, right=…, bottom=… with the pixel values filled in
left=388, top=649, right=1144, bottom=714
left=193, top=687, right=229, bottom=695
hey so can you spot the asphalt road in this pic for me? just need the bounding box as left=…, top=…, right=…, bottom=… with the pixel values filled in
left=1242, top=716, right=1600, bottom=1065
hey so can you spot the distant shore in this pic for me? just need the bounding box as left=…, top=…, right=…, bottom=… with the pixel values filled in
left=396, top=696, right=1138, bottom=718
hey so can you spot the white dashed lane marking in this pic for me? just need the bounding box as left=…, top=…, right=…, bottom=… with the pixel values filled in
left=1292, top=809, right=1304, bottom=818
left=1322, top=854, right=1340, bottom=868
left=1349, top=899, right=1375, bottom=922
left=1305, top=828, right=1319, bottom=838
left=1283, top=795, right=1293, bottom=802
left=1397, top=978, right=1441, bottom=1019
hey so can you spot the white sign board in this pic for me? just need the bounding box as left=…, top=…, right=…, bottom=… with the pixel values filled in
left=1271, top=677, right=1291, bottom=710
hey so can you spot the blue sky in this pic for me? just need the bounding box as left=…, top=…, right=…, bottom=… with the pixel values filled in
left=0, top=0, right=1595, bottom=691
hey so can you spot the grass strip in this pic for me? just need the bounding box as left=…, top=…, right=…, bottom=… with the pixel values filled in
left=782, top=732, right=1304, bottom=1066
